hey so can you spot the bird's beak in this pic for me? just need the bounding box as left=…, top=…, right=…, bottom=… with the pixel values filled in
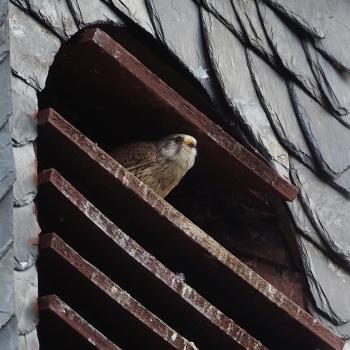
left=183, top=136, right=197, bottom=149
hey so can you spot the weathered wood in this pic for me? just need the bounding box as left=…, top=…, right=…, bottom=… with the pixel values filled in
left=37, top=108, right=342, bottom=350
left=50, top=27, right=297, bottom=201
left=39, top=295, right=121, bottom=350
left=38, top=169, right=267, bottom=350
left=39, top=233, right=197, bottom=350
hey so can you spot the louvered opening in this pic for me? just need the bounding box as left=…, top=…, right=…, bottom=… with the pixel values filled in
left=36, top=27, right=342, bottom=350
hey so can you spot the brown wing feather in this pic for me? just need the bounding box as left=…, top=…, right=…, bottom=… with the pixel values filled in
left=110, top=142, right=157, bottom=169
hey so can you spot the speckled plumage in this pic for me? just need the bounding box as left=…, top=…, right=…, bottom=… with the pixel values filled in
left=111, top=134, right=197, bottom=197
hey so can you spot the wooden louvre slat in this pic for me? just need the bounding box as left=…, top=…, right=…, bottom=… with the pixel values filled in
left=37, top=108, right=342, bottom=350
left=52, top=27, right=297, bottom=202
left=38, top=168, right=267, bottom=350
left=39, top=233, right=199, bottom=350
left=39, top=295, right=121, bottom=350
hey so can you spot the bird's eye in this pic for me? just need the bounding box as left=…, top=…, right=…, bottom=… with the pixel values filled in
left=174, top=136, right=183, bottom=143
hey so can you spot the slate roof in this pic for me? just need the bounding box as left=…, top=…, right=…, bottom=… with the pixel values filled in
left=4, top=0, right=350, bottom=347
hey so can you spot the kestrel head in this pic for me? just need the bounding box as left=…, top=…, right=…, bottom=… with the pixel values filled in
left=157, top=134, right=197, bottom=170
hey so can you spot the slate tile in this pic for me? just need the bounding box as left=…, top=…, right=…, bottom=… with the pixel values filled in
left=0, top=190, right=14, bottom=258
left=0, top=51, right=11, bottom=131
left=14, top=266, right=38, bottom=335
left=10, top=76, right=37, bottom=146
left=0, top=245, right=15, bottom=329
left=9, top=4, right=61, bottom=91
left=289, top=82, right=350, bottom=184
left=304, top=39, right=350, bottom=123
left=231, top=0, right=275, bottom=64
left=257, top=1, right=323, bottom=105
left=262, top=0, right=325, bottom=39
left=313, top=0, right=350, bottom=73
left=0, top=130, right=16, bottom=201
left=264, top=0, right=350, bottom=72
left=0, top=2, right=17, bottom=347
left=146, top=0, right=216, bottom=99
left=309, top=302, right=350, bottom=340
left=290, top=158, right=350, bottom=265
left=334, top=168, right=350, bottom=197
left=13, top=203, right=40, bottom=272
left=66, top=0, right=123, bottom=29
left=0, top=315, right=18, bottom=350
left=10, top=0, right=77, bottom=40
left=286, top=197, right=325, bottom=252
left=247, top=48, right=314, bottom=168
left=200, top=0, right=244, bottom=41
left=18, top=329, right=39, bottom=350
left=13, top=144, right=37, bottom=207
left=108, top=0, right=155, bottom=35
left=201, top=8, right=290, bottom=177
left=296, top=234, right=350, bottom=326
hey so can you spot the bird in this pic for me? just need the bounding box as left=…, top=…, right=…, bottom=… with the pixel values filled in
left=110, top=134, right=197, bottom=198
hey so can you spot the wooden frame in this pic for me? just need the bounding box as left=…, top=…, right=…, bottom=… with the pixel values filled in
left=44, top=27, right=297, bottom=202
left=37, top=108, right=342, bottom=350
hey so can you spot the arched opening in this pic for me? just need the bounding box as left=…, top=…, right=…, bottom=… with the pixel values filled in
left=36, top=25, right=307, bottom=350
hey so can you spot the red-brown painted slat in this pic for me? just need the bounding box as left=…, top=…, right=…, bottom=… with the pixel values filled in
left=38, top=169, right=268, bottom=350
left=61, top=27, right=297, bottom=202
left=39, top=295, right=121, bottom=350
left=37, top=109, right=342, bottom=350
left=39, top=233, right=198, bottom=350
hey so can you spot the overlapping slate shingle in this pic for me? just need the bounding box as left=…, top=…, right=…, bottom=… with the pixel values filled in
left=289, top=83, right=350, bottom=190
left=201, top=8, right=290, bottom=178
left=13, top=203, right=39, bottom=272
left=14, top=266, right=38, bottom=335
left=146, top=0, right=217, bottom=100
left=304, top=40, right=350, bottom=124
left=10, top=0, right=77, bottom=40
left=231, top=0, right=275, bottom=64
left=199, top=0, right=244, bottom=42
left=290, top=158, right=350, bottom=264
left=10, top=77, right=37, bottom=146
left=66, top=0, right=123, bottom=29
left=257, top=0, right=323, bottom=104
left=296, top=233, right=350, bottom=326
left=0, top=2, right=17, bottom=348
left=263, top=0, right=350, bottom=72
left=107, top=0, right=155, bottom=35
left=247, top=48, right=314, bottom=168
left=286, top=198, right=325, bottom=251
left=9, top=4, right=61, bottom=91
left=13, top=145, right=37, bottom=207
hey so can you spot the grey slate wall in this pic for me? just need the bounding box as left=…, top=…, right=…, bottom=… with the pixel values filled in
left=5, top=0, right=350, bottom=348
left=0, top=1, right=17, bottom=349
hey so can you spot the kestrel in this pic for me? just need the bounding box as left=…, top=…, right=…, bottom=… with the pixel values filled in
left=111, top=134, right=197, bottom=198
